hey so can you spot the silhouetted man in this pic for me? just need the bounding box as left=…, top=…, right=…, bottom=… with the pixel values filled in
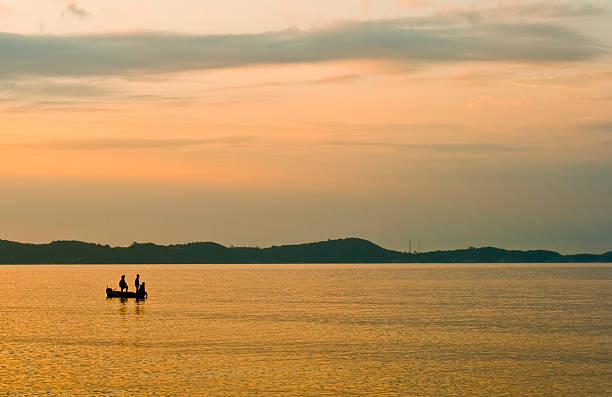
left=138, top=282, right=147, bottom=298
left=135, top=274, right=140, bottom=292
left=119, top=275, right=128, bottom=293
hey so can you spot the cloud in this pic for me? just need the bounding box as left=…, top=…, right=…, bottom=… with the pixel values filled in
left=512, top=1, right=605, bottom=18
left=0, top=80, right=114, bottom=99
left=0, top=18, right=604, bottom=79
left=21, top=136, right=257, bottom=150
left=0, top=78, right=198, bottom=110
left=441, top=1, right=607, bottom=21
left=584, top=121, right=612, bottom=132
left=319, top=140, right=532, bottom=153
left=208, top=74, right=362, bottom=92
left=586, top=96, right=612, bottom=102
left=511, top=70, right=612, bottom=89
left=63, top=2, right=89, bottom=19
left=310, top=74, right=362, bottom=85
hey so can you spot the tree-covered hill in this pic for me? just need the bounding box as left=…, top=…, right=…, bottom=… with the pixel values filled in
left=0, top=238, right=609, bottom=264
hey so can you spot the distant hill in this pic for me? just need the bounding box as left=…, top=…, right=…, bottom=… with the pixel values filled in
left=0, top=238, right=609, bottom=264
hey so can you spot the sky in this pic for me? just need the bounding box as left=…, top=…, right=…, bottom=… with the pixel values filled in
left=0, top=0, right=611, bottom=253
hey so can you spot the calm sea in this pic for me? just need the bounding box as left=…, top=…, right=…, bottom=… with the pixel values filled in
left=0, top=264, right=610, bottom=396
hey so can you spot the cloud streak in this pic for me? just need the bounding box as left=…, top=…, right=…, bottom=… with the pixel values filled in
left=319, top=140, right=532, bottom=153
left=63, top=2, right=89, bottom=19
left=19, top=136, right=257, bottom=150
left=584, top=121, right=612, bottom=133
left=434, top=1, right=607, bottom=22
left=0, top=18, right=604, bottom=79
left=0, top=80, right=114, bottom=99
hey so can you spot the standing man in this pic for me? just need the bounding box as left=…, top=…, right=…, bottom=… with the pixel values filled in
left=135, top=274, right=140, bottom=293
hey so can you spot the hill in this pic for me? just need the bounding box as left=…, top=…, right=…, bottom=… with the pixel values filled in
left=0, top=238, right=609, bottom=264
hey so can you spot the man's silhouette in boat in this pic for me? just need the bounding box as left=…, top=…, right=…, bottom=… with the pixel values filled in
left=135, top=274, right=140, bottom=292
left=138, top=282, right=148, bottom=298
left=119, top=275, right=128, bottom=293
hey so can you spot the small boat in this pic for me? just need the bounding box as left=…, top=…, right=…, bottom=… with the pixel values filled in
left=106, top=288, right=147, bottom=299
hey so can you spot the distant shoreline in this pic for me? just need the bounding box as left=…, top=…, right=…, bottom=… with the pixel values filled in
left=1, top=237, right=610, bottom=264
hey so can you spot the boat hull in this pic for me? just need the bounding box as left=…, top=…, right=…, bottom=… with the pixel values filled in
left=106, top=288, right=147, bottom=299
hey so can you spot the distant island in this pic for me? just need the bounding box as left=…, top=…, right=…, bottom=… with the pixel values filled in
left=0, top=237, right=610, bottom=264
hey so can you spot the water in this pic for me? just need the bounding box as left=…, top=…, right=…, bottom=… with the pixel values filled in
left=0, top=263, right=610, bottom=396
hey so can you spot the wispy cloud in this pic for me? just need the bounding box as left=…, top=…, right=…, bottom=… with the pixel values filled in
left=319, top=140, right=533, bottom=153
left=510, top=70, right=612, bottom=89
left=20, top=136, right=258, bottom=151
left=0, top=80, right=114, bottom=99
left=0, top=18, right=604, bottom=79
left=0, top=77, right=202, bottom=111
left=438, top=1, right=607, bottom=22
left=585, top=96, right=612, bottom=102
left=62, top=2, right=89, bottom=19
left=583, top=121, right=612, bottom=132
left=208, top=74, right=362, bottom=92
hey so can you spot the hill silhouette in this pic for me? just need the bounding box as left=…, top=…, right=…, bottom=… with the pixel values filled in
left=0, top=238, right=610, bottom=264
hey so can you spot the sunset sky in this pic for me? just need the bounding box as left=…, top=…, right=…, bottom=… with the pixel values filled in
left=1, top=0, right=611, bottom=253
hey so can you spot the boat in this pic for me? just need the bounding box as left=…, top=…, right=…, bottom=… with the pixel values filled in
left=106, top=288, right=147, bottom=299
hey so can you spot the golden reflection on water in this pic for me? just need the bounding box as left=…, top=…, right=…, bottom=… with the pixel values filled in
left=0, top=263, right=610, bottom=396
left=135, top=300, right=145, bottom=316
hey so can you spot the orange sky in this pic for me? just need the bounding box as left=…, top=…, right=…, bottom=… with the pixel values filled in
left=1, top=0, right=611, bottom=252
